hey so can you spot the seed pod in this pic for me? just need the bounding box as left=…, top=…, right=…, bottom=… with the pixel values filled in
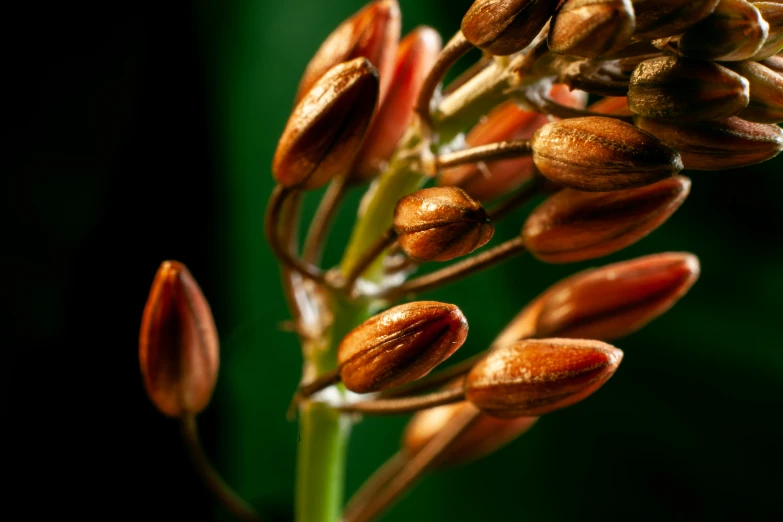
left=753, top=2, right=783, bottom=59
left=139, top=261, right=219, bottom=418
left=296, top=0, right=400, bottom=103
left=588, top=96, right=633, bottom=116
left=723, top=60, right=783, bottom=123
left=677, top=0, right=769, bottom=61
left=272, top=58, right=379, bottom=190
left=352, top=27, right=442, bottom=181
left=531, top=116, right=683, bottom=192
left=403, top=401, right=538, bottom=467
left=465, top=339, right=623, bottom=418
left=393, top=187, right=494, bottom=262
left=628, top=56, right=750, bottom=121
left=338, top=301, right=468, bottom=393
left=461, top=0, right=561, bottom=56
left=635, top=116, right=783, bottom=169
left=548, top=0, right=636, bottom=58
left=631, top=0, right=720, bottom=39
left=523, top=176, right=691, bottom=264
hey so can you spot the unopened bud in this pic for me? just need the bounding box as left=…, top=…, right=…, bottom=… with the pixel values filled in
left=273, top=58, right=379, bottom=190
left=523, top=176, right=691, bottom=264
left=548, top=0, right=635, bottom=58
left=531, top=116, right=683, bottom=192
left=677, top=0, right=769, bottom=61
left=296, top=0, right=400, bottom=103
left=139, top=261, right=219, bottom=418
left=635, top=116, right=783, bottom=169
left=753, top=2, right=783, bottom=58
left=588, top=96, right=633, bottom=116
left=393, top=187, right=494, bottom=262
left=760, top=54, right=783, bottom=74
left=628, top=56, right=750, bottom=121
left=338, top=301, right=468, bottom=393
left=461, top=0, right=561, bottom=56
left=465, top=339, right=623, bottom=418
left=631, top=0, right=720, bottom=39
left=724, top=60, right=783, bottom=123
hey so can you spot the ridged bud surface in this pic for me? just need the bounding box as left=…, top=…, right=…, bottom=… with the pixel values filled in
left=631, top=0, right=720, bottom=39
left=753, top=2, right=783, bottom=58
left=724, top=60, right=783, bottom=123
left=548, top=0, right=636, bottom=58
left=462, top=0, right=561, bottom=56
left=677, top=0, right=769, bottom=61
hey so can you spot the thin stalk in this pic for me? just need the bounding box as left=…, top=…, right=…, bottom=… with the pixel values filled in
left=437, top=140, right=532, bottom=170
left=302, top=176, right=349, bottom=264
left=342, top=228, right=398, bottom=295
left=342, top=451, right=409, bottom=522
left=379, top=353, right=482, bottom=399
left=334, top=387, right=465, bottom=415
left=523, top=91, right=633, bottom=122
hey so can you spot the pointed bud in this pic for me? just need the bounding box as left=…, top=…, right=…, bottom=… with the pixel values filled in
left=548, top=0, right=636, bottom=59
left=338, top=301, right=468, bottom=393
left=753, top=2, right=783, bottom=59
left=531, top=116, right=682, bottom=192
left=296, top=0, right=400, bottom=103
left=403, top=401, right=538, bottom=467
left=523, top=176, right=691, bottom=264
left=635, top=116, right=783, bottom=170
left=628, top=56, right=750, bottom=121
left=461, top=0, right=561, bottom=56
left=724, top=60, right=783, bottom=123
left=465, top=339, right=623, bottom=418
left=588, top=96, right=633, bottom=116
left=273, top=58, right=379, bottom=190
left=352, top=27, right=443, bottom=181
left=393, top=187, right=494, bottom=262
left=631, top=0, right=720, bottom=39
left=139, top=261, right=219, bottom=418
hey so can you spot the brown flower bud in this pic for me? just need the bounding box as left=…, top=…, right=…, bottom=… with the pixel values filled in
left=403, top=401, right=538, bottom=467
left=760, top=54, right=783, bottom=74
left=352, top=27, right=442, bottom=181
left=631, top=0, right=720, bottom=39
left=465, top=339, right=623, bottom=418
left=548, top=0, right=636, bottom=58
left=628, top=56, right=750, bottom=121
left=139, top=261, right=219, bottom=418
left=677, top=0, right=769, bottom=61
left=635, top=116, right=783, bottom=170
left=753, top=2, right=783, bottom=59
left=523, top=176, right=691, bottom=264
left=461, top=0, right=561, bottom=56
left=393, top=187, right=494, bottom=262
left=723, top=60, right=783, bottom=123
left=272, top=58, right=379, bottom=190
left=338, top=301, right=468, bottom=393
left=588, top=96, right=633, bottom=116
left=530, top=116, right=683, bottom=192
left=296, top=0, right=400, bottom=103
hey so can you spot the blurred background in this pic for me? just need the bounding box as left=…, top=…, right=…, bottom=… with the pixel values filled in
left=6, top=1, right=782, bottom=520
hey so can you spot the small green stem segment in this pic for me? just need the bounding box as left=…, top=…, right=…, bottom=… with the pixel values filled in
left=334, top=387, right=465, bottom=415
left=437, top=140, right=532, bottom=170
left=342, top=228, right=398, bottom=296
left=180, top=414, right=262, bottom=522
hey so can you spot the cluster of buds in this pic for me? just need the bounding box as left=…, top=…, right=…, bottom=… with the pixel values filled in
left=139, top=1, right=781, bottom=521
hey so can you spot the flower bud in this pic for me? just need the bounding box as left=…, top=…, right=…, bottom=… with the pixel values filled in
left=676, top=0, right=769, bottom=61
left=352, top=27, right=442, bottom=181
left=139, top=261, right=219, bottom=418
left=635, top=116, right=783, bottom=169
left=548, top=0, right=636, bottom=58
left=530, top=116, right=683, bottom=192
left=752, top=2, right=783, bottom=58
left=723, top=60, right=783, bottom=123
left=760, top=54, right=783, bottom=74
left=461, top=0, right=561, bottom=56
left=393, top=187, right=494, bottom=262
left=465, top=339, right=623, bottom=418
left=403, top=401, right=538, bottom=467
left=628, top=56, right=750, bottom=121
left=296, top=0, right=400, bottom=103
left=273, top=58, right=379, bottom=190
left=631, top=0, right=720, bottom=39
left=523, top=176, right=691, bottom=264
left=338, top=301, right=468, bottom=393
left=588, top=96, right=633, bottom=116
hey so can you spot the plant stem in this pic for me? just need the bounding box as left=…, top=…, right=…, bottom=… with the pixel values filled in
left=334, top=386, right=465, bottom=415
left=437, top=140, right=532, bottom=170
left=302, top=176, right=349, bottom=264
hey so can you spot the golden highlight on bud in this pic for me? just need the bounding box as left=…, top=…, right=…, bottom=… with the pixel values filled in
left=465, top=339, right=623, bottom=418
left=631, top=0, right=720, bottom=39
left=139, top=261, right=219, bottom=418
left=461, top=0, right=561, bottom=56
left=530, top=116, right=683, bottom=192
left=272, top=58, right=380, bottom=190
left=393, top=187, right=494, bottom=262
left=548, top=0, right=635, bottom=58
left=338, top=301, right=469, bottom=393
left=752, top=2, right=783, bottom=59
left=724, top=60, right=783, bottom=123
left=628, top=56, right=750, bottom=121
left=523, top=176, right=691, bottom=264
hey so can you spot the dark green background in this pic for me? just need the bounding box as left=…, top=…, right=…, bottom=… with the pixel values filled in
left=6, top=1, right=782, bottom=520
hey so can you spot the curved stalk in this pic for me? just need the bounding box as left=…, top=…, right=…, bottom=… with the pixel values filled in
left=334, top=387, right=465, bottom=415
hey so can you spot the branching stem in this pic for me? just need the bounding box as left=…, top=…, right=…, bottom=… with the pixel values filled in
left=334, top=386, right=465, bottom=415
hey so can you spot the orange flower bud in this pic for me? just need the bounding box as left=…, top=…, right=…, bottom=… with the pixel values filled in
left=273, top=58, right=379, bottom=190
left=752, top=2, right=783, bottom=58
left=760, top=54, right=783, bottom=74
left=465, top=339, right=623, bottom=418
left=393, top=187, right=494, bottom=262
left=338, top=301, right=469, bottom=393
left=631, top=0, right=720, bottom=39
left=462, top=0, right=561, bottom=56
left=677, top=0, right=769, bottom=61
left=139, top=261, right=219, bottom=418
left=523, top=176, right=691, bottom=263
left=724, top=60, right=783, bottom=123
left=548, top=0, right=636, bottom=59
left=587, top=96, right=633, bottom=116
left=531, top=116, right=682, bottom=192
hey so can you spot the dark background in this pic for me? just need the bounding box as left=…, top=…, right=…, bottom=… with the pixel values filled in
left=6, top=1, right=782, bottom=520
